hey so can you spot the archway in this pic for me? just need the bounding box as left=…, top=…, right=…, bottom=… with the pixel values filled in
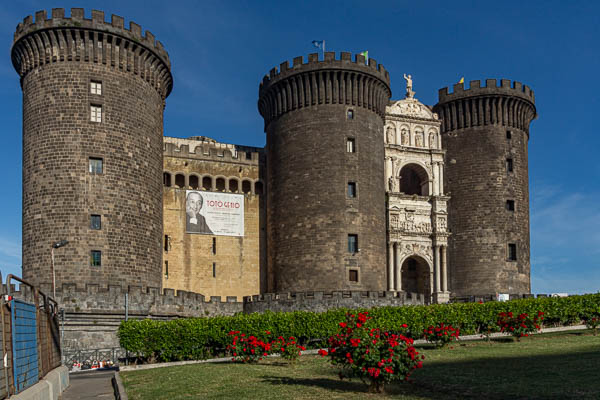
left=401, top=255, right=431, bottom=302
left=399, top=164, right=429, bottom=196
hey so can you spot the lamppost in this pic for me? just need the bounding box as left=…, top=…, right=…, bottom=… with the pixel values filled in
left=51, top=240, right=69, bottom=299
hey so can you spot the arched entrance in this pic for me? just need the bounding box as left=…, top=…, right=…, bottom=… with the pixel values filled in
left=401, top=256, right=431, bottom=302
left=399, top=164, right=429, bottom=196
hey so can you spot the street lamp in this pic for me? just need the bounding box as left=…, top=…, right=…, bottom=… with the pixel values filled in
left=51, top=239, right=69, bottom=299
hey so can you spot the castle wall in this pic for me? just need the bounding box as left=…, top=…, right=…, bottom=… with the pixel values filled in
left=162, top=138, right=266, bottom=299
left=433, top=79, right=536, bottom=296
left=258, top=52, right=391, bottom=292
left=13, top=9, right=172, bottom=292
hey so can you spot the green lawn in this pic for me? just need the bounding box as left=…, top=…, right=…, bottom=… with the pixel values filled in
left=120, top=330, right=600, bottom=399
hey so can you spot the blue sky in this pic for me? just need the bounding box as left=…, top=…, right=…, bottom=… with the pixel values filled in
left=0, top=1, right=598, bottom=294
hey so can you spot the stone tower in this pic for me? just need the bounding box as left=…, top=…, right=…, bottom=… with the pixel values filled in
left=258, top=52, right=391, bottom=292
left=433, top=79, right=536, bottom=296
left=11, top=9, right=172, bottom=292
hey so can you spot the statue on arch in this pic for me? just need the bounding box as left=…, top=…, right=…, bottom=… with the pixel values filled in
left=403, top=73, right=414, bottom=98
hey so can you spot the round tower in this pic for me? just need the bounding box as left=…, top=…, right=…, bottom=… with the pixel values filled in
left=432, top=79, right=536, bottom=296
left=258, top=52, right=391, bottom=292
left=11, top=9, right=173, bottom=292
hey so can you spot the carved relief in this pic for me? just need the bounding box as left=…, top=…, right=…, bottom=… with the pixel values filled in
left=436, top=216, right=447, bottom=232
left=399, top=243, right=433, bottom=264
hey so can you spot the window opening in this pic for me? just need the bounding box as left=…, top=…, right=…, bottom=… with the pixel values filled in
left=90, top=104, right=102, bottom=122
left=346, top=138, right=356, bottom=153
left=90, top=250, right=102, bottom=267
left=348, top=182, right=356, bottom=198
left=348, top=234, right=358, bottom=253
left=90, top=214, right=101, bottom=230
left=89, top=157, right=103, bottom=174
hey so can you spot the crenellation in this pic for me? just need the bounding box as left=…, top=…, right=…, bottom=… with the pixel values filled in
left=13, top=8, right=172, bottom=80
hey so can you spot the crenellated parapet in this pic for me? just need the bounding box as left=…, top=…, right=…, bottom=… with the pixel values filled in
left=243, top=291, right=425, bottom=313
left=11, top=8, right=172, bottom=99
left=164, top=137, right=264, bottom=165
left=258, top=52, right=392, bottom=128
left=434, top=79, right=536, bottom=135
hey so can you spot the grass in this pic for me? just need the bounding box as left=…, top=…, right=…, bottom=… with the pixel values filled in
left=120, top=330, right=600, bottom=399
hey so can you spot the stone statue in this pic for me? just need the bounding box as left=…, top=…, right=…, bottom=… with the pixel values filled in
left=403, top=73, right=414, bottom=98
left=388, top=176, right=398, bottom=192
left=429, top=132, right=436, bottom=149
left=401, top=129, right=409, bottom=145
left=415, top=132, right=423, bottom=147
left=386, top=126, right=395, bottom=144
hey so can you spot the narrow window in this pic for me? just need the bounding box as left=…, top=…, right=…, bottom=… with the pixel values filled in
left=164, top=235, right=170, bottom=252
left=163, top=172, right=172, bottom=187
left=506, top=130, right=512, bottom=139
left=506, top=200, right=515, bottom=211
left=164, top=261, right=169, bottom=279
left=347, top=109, right=354, bottom=120
left=245, top=151, right=252, bottom=160
left=89, top=157, right=103, bottom=174
left=90, top=81, right=102, bottom=95
left=347, top=182, right=356, bottom=198
left=212, top=262, right=216, bottom=278
left=175, top=174, right=185, bottom=189
left=90, top=104, right=102, bottom=123
left=346, top=138, right=356, bottom=153
left=212, top=237, right=216, bottom=255
left=90, top=214, right=101, bottom=230
left=349, top=269, right=359, bottom=282
left=506, top=158, right=513, bottom=172
left=348, top=234, right=358, bottom=253
left=508, top=244, right=517, bottom=261
left=90, top=250, right=102, bottom=267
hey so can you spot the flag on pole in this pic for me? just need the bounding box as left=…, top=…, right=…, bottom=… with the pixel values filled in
left=360, top=50, right=369, bottom=62
left=312, top=40, right=325, bottom=50
left=458, top=77, right=464, bottom=84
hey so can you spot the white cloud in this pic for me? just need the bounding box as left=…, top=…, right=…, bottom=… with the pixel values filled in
left=530, top=183, right=600, bottom=294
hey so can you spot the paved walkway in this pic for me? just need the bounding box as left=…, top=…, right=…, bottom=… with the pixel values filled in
left=61, top=369, right=116, bottom=400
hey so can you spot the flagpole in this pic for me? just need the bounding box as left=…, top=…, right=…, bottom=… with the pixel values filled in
left=323, top=40, right=325, bottom=58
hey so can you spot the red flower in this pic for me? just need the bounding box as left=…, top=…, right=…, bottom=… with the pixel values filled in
left=318, top=349, right=328, bottom=357
left=339, top=322, right=347, bottom=328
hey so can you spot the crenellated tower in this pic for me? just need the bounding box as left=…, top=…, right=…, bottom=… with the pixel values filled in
left=11, top=8, right=173, bottom=292
left=433, top=79, right=536, bottom=296
left=258, top=52, right=391, bottom=292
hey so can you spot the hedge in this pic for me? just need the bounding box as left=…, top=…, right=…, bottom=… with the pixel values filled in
left=118, top=293, right=600, bottom=363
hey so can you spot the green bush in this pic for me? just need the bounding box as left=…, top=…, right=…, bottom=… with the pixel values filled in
left=118, top=293, right=600, bottom=363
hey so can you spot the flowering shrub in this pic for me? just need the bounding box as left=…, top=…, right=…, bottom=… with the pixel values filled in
left=497, top=311, right=543, bottom=340
left=272, top=335, right=306, bottom=362
left=422, top=323, right=460, bottom=348
left=226, top=330, right=272, bottom=363
left=584, top=315, right=599, bottom=336
left=319, top=312, right=423, bottom=393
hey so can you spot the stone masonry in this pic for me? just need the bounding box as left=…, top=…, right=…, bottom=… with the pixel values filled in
left=433, top=80, right=536, bottom=296
left=258, top=52, right=392, bottom=292
left=12, top=9, right=172, bottom=292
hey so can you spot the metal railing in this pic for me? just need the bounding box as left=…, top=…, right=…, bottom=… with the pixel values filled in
left=0, top=274, right=62, bottom=398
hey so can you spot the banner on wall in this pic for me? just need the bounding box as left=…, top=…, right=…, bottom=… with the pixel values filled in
left=185, top=190, right=244, bottom=236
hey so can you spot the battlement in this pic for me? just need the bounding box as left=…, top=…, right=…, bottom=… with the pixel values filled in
left=11, top=8, right=172, bottom=99
left=438, top=79, right=535, bottom=105
left=163, top=137, right=264, bottom=165
left=14, top=8, right=170, bottom=67
left=243, top=291, right=425, bottom=313
left=259, top=52, right=390, bottom=94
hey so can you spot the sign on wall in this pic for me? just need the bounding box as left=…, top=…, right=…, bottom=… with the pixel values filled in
left=185, top=190, right=244, bottom=236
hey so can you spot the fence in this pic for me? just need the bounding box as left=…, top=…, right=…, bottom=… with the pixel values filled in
left=0, top=274, right=62, bottom=398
